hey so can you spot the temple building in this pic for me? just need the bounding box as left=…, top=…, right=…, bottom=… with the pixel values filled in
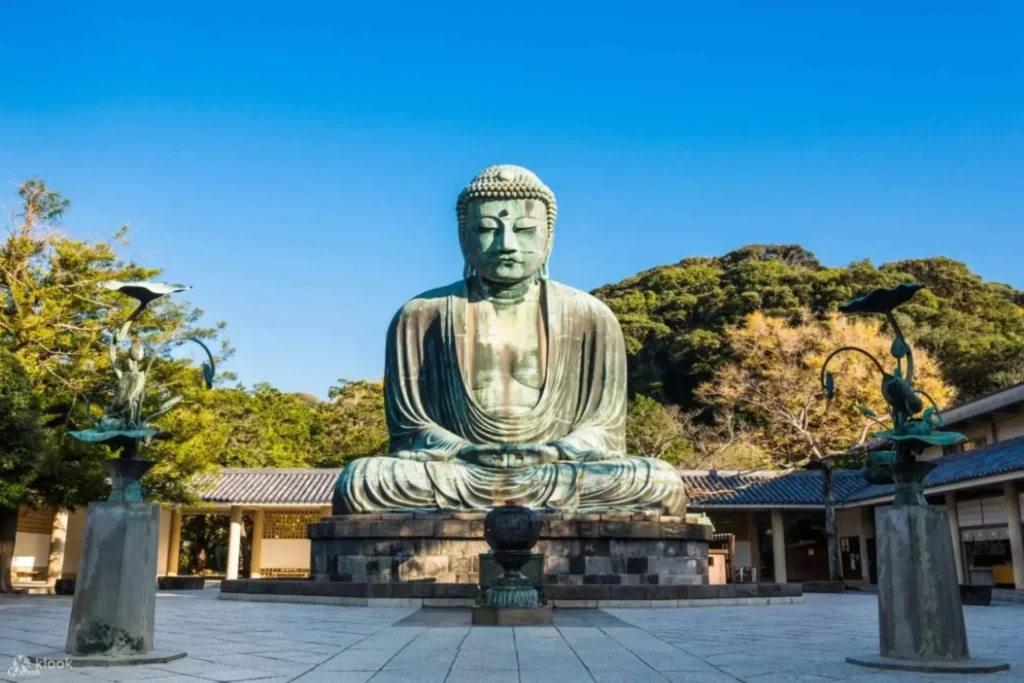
left=10, top=381, right=1024, bottom=592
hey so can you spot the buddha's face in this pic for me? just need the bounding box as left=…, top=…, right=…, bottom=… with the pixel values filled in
left=463, top=198, right=549, bottom=283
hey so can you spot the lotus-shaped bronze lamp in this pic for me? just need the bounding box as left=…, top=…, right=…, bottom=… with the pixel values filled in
left=821, top=283, right=964, bottom=505
left=838, top=282, right=924, bottom=315
left=71, top=282, right=213, bottom=502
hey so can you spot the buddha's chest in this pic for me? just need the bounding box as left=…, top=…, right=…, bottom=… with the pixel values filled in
left=466, top=299, right=546, bottom=413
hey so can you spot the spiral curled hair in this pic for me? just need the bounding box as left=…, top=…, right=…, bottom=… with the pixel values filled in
left=456, top=165, right=557, bottom=280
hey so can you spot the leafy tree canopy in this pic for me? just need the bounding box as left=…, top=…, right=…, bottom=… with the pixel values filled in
left=595, top=244, right=1024, bottom=408
left=697, top=311, right=954, bottom=466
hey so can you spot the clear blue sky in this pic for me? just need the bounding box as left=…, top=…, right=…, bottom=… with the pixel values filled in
left=2, top=3, right=1022, bottom=397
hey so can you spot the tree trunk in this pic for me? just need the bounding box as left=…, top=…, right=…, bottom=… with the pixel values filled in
left=0, top=505, right=19, bottom=593
left=822, top=460, right=842, bottom=582
left=240, top=515, right=252, bottom=578
left=46, top=509, right=69, bottom=585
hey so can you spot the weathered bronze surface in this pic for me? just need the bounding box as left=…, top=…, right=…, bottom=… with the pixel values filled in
left=822, top=282, right=964, bottom=505
left=334, top=165, right=686, bottom=514
left=69, top=281, right=214, bottom=501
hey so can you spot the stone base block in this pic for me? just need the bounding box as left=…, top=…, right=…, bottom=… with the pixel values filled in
left=472, top=606, right=553, bottom=626
left=65, top=502, right=160, bottom=657
left=846, top=654, right=1009, bottom=674
left=309, top=512, right=712, bottom=586
left=29, top=650, right=187, bottom=668
left=960, top=584, right=993, bottom=606
left=875, top=504, right=968, bottom=661
left=220, top=579, right=800, bottom=604
left=801, top=581, right=846, bottom=593
left=157, top=576, right=206, bottom=590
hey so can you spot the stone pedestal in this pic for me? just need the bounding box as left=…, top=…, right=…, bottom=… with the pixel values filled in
left=54, top=502, right=185, bottom=665
left=309, top=512, right=712, bottom=587
left=874, top=504, right=967, bottom=662
left=472, top=605, right=553, bottom=625
left=846, top=505, right=1008, bottom=675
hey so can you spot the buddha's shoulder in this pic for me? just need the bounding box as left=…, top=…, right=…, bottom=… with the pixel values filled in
left=392, top=280, right=465, bottom=320
left=546, top=280, right=618, bottom=321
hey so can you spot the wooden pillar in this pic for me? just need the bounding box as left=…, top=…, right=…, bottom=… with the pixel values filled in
left=226, top=506, right=243, bottom=581
left=45, top=509, right=69, bottom=585
left=859, top=507, right=872, bottom=583
left=167, top=509, right=182, bottom=576
left=250, top=510, right=265, bottom=579
left=944, top=492, right=965, bottom=585
left=771, top=509, right=787, bottom=584
left=1004, top=482, right=1024, bottom=590
left=746, top=511, right=761, bottom=581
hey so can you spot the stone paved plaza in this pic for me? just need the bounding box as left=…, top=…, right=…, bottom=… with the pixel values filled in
left=1, top=591, right=1021, bottom=683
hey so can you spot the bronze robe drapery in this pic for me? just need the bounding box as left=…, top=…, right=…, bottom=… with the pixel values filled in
left=334, top=279, right=686, bottom=514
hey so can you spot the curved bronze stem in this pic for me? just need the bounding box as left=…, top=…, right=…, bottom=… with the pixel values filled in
left=886, top=311, right=915, bottom=385
left=185, top=337, right=217, bottom=389
left=819, top=345, right=888, bottom=391
left=914, top=388, right=945, bottom=426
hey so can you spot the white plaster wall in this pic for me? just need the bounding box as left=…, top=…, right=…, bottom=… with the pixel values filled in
left=61, top=508, right=88, bottom=577
left=260, top=539, right=310, bottom=569
left=837, top=508, right=866, bottom=539
left=996, top=414, right=1024, bottom=441
left=12, top=532, right=49, bottom=570
left=156, top=508, right=171, bottom=576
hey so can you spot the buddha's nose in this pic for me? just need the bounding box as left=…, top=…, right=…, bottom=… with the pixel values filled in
left=498, top=226, right=519, bottom=252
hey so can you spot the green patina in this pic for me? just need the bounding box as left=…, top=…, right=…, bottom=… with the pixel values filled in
left=822, top=283, right=965, bottom=505
left=334, top=165, right=687, bottom=515
left=69, top=281, right=214, bottom=502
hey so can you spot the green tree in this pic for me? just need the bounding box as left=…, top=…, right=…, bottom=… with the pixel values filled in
left=314, top=379, right=389, bottom=466
left=626, top=394, right=690, bottom=462
left=0, top=180, right=228, bottom=509
left=696, top=310, right=955, bottom=580
left=594, top=244, right=1024, bottom=408
left=0, top=349, right=46, bottom=591
left=696, top=311, right=954, bottom=464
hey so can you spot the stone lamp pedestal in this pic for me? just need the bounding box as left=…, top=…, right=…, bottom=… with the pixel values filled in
left=846, top=504, right=1008, bottom=674
left=32, top=460, right=186, bottom=666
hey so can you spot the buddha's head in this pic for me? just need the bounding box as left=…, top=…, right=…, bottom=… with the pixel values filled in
left=457, top=165, right=557, bottom=284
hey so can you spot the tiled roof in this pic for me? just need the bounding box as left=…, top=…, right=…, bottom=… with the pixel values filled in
left=186, top=438, right=1024, bottom=509
left=193, top=468, right=341, bottom=505
left=683, top=469, right=869, bottom=507
left=939, top=381, right=1024, bottom=427
left=843, top=436, right=1024, bottom=503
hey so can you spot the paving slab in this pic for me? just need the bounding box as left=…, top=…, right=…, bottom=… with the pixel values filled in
left=2, top=590, right=1022, bottom=683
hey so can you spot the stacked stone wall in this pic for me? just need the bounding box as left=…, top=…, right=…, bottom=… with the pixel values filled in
left=309, top=512, right=712, bottom=586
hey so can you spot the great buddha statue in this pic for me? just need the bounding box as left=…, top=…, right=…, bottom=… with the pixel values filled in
left=333, top=165, right=686, bottom=515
